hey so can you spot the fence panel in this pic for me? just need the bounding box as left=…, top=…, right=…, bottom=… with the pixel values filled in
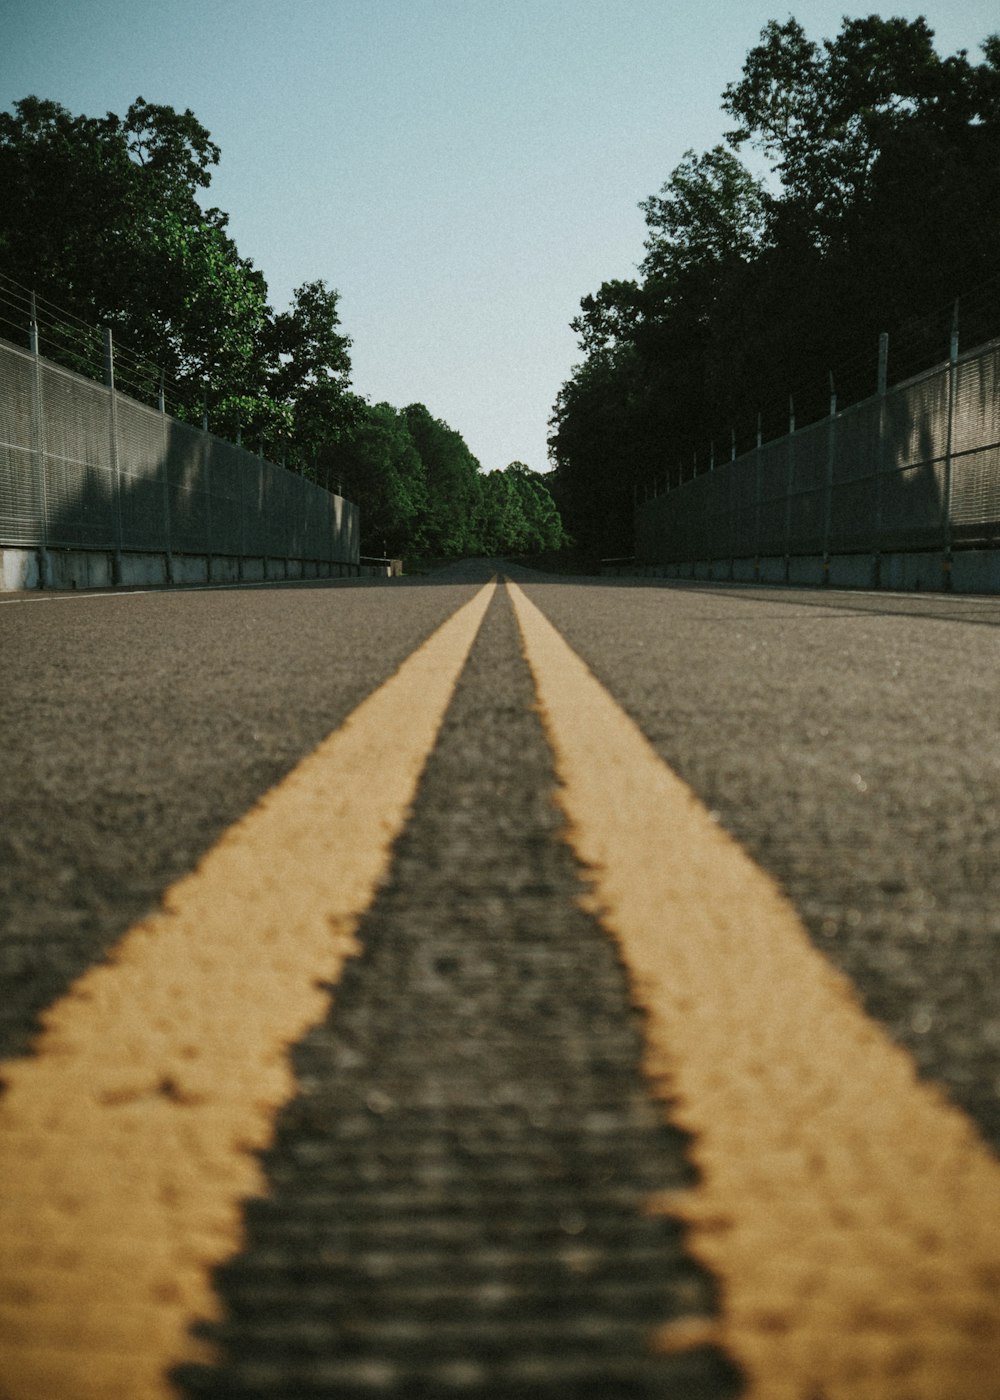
left=878, top=370, right=949, bottom=551
left=0, top=337, right=359, bottom=569
left=788, top=420, right=828, bottom=554
left=165, top=419, right=211, bottom=555
left=206, top=438, right=245, bottom=557
left=756, top=440, right=789, bottom=556
left=242, top=457, right=266, bottom=557
left=951, top=344, right=1000, bottom=547
left=0, top=344, right=40, bottom=545
left=637, top=339, right=1000, bottom=565
left=117, top=396, right=168, bottom=551
left=40, top=362, right=117, bottom=549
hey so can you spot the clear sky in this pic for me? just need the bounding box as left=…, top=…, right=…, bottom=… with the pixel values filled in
left=3, top=0, right=998, bottom=474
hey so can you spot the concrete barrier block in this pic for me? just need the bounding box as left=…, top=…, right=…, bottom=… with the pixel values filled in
left=48, top=550, right=113, bottom=590
left=787, top=556, right=825, bottom=586
left=757, top=555, right=788, bottom=584
left=209, top=556, right=240, bottom=584
left=240, top=558, right=265, bottom=582
left=950, top=549, right=1000, bottom=594
left=171, top=555, right=209, bottom=585
left=121, top=553, right=168, bottom=587
left=265, top=558, right=285, bottom=581
left=827, top=554, right=875, bottom=589
left=286, top=559, right=303, bottom=580
left=880, top=551, right=942, bottom=592
left=0, top=547, right=41, bottom=591
left=732, top=557, right=756, bottom=581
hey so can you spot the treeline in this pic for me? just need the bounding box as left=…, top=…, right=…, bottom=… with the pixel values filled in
left=0, top=96, right=566, bottom=560
left=548, top=15, right=1000, bottom=558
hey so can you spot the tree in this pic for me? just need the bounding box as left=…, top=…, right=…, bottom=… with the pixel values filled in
left=0, top=96, right=269, bottom=409
left=401, top=403, right=483, bottom=556
left=722, top=16, right=979, bottom=247
left=333, top=402, right=428, bottom=556
left=475, top=462, right=568, bottom=555
left=550, top=16, right=1000, bottom=558
left=261, top=279, right=359, bottom=473
left=639, top=146, right=765, bottom=287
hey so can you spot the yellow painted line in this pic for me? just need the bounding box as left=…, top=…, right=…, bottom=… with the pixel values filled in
left=508, top=579, right=1000, bottom=1400
left=0, top=580, right=495, bottom=1400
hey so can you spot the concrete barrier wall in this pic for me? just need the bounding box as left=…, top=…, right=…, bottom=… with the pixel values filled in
left=606, top=548, right=1000, bottom=595
left=0, top=545, right=382, bottom=593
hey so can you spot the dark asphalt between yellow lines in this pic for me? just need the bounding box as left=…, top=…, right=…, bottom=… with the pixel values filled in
left=1, top=578, right=998, bottom=1399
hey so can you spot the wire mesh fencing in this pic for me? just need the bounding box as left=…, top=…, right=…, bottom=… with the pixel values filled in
left=0, top=335, right=359, bottom=569
left=636, top=336, right=1000, bottom=566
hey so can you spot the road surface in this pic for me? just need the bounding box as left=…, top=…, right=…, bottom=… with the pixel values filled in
left=1, top=563, right=998, bottom=1399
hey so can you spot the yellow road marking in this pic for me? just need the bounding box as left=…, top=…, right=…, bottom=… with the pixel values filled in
left=508, top=579, right=1000, bottom=1400
left=0, top=580, right=495, bottom=1400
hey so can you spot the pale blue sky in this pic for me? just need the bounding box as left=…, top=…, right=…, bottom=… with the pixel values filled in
left=3, top=0, right=998, bottom=473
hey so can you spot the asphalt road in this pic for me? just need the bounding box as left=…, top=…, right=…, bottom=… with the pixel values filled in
left=1, top=563, right=998, bottom=1399
left=509, top=568, right=1000, bottom=1149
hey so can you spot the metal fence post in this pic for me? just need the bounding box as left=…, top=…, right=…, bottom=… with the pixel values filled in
left=942, top=300, right=959, bottom=586
left=875, top=332, right=889, bottom=585
left=823, top=371, right=836, bottom=584
left=201, top=382, right=212, bottom=576
left=104, top=327, right=123, bottom=584
left=784, top=395, right=796, bottom=576
left=158, top=368, right=173, bottom=585
left=239, top=434, right=248, bottom=581
left=754, top=412, right=762, bottom=573
left=30, top=292, right=50, bottom=587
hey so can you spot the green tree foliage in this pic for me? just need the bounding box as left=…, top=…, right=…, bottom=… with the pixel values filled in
left=0, top=97, right=268, bottom=401
left=332, top=402, right=429, bottom=556
left=476, top=462, right=569, bottom=555
left=258, top=279, right=362, bottom=473
left=550, top=14, right=1000, bottom=555
left=401, top=403, right=485, bottom=557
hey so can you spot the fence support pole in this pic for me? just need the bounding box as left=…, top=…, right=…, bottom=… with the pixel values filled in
left=784, top=396, right=795, bottom=578
left=158, top=369, right=173, bottom=586
left=823, top=371, right=836, bottom=585
left=942, top=300, right=959, bottom=587
left=104, top=327, right=123, bottom=585
left=874, top=332, right=889, bottom=588
left=201, top=384, right=213, bottom=580
left=30, top=293, right=49, bottom=588
left=754, top=412, right=762, bottom=576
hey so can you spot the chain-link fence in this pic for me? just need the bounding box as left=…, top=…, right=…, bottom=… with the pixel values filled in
left=0, top=335, right=359, bottom=578
left=636, top=336, right=1000, bottom=570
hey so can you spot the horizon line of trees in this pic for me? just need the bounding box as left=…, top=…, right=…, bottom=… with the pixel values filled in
left=0, top=95, right=567, bottom=560
left=548, top=14, right=1000, bottom=558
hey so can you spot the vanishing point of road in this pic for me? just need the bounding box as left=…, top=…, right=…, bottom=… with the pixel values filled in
left=1, top=561, right=999, bottom=1400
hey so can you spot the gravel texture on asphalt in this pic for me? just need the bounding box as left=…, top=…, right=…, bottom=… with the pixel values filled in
left=515, top=571, right=1000, bottom=1153
left=176, top=585, right=742, bottom=1399
left=0, top=576, right=480, bottom=1063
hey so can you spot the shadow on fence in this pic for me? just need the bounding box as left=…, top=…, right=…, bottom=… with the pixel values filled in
left=0, top=337, right=360, bottom=587
left=636, top=338, right=1000, bottom=572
